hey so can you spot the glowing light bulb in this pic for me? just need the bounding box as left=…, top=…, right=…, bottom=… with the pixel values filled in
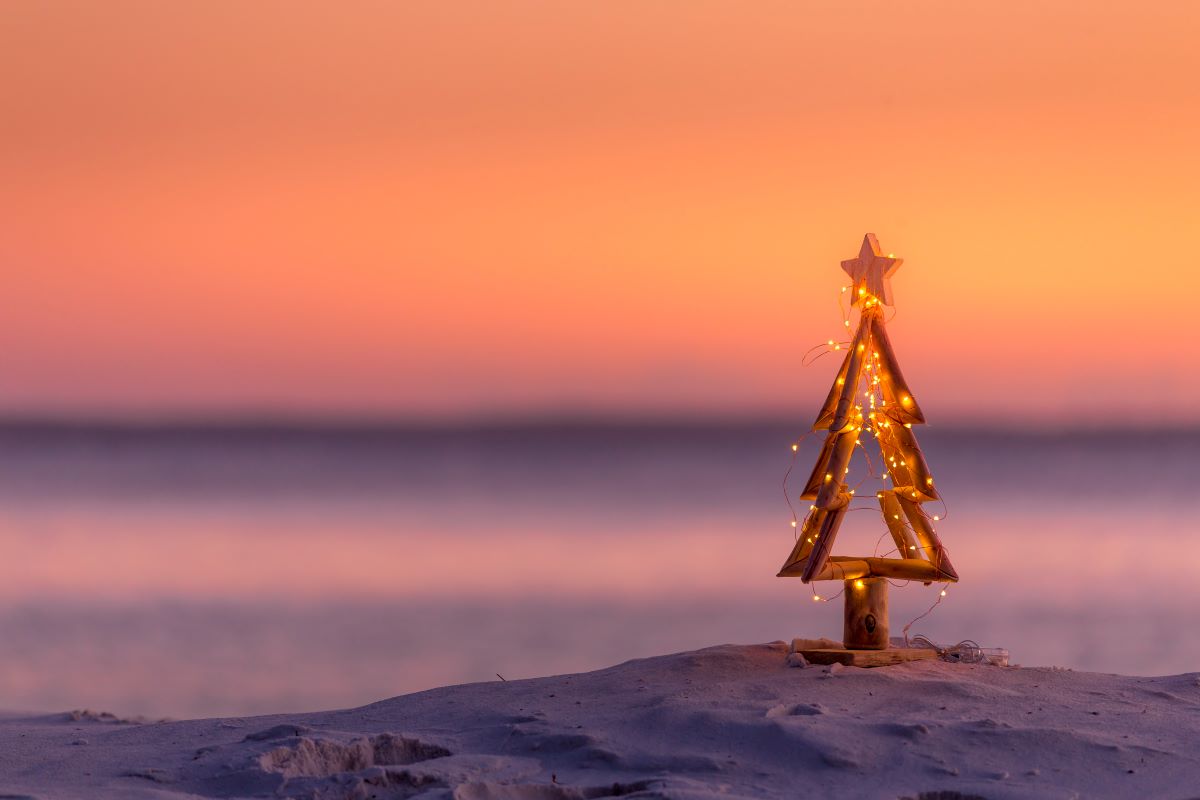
left=791, top=520, right=798, bottom=527
left=853, top=580, right=865, bottom=589
left=940, top=589, right=947, bottom=597
left=858, top=287, right=866, bottom=296
left=812, top=594, right=822, bottom=601
left=933, top=515, right=941, bottom=521
left=791, top=444, right=799, bottom=452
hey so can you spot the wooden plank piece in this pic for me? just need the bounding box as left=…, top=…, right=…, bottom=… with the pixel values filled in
left=812, top=311, right=875, bottom=431
left=806, top=557, right=870, bottom=582
left=813, top=424, right=859, bottom=509
left=799, top=492, right=852, bottom=583
left=825, top=555, right=952, bottom=582
left=800, top=432, right=836, bottom=500
left=878, top=421, right=939, bottom=501
left=794, top=648, right=937, bottom=668
left=896, top=495, right=959, bottom=582
left=870, top=315, right=925, bottom=425
left=776, top=507, right=824, bottom=576
left=877, top=490, right=920, bottom=558
left=811, top=347, right=854, bottom=431
left=829, top=313, right=875, bottom=431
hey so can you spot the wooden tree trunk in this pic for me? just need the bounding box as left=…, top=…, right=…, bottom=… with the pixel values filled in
left=843, top=577, right=888, bottom=650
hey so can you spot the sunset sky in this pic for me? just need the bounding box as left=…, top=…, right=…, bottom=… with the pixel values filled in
left=3, top=1, right=1198, bottom=422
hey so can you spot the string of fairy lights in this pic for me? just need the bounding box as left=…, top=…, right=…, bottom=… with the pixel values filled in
left=783, top=281, right=953, bottom=634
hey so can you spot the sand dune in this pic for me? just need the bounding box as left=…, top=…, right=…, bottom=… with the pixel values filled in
left=2, top=642, right=1198, bottom=799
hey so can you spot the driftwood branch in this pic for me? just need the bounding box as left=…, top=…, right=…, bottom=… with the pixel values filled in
left=869, top=315, right=924, bottom=424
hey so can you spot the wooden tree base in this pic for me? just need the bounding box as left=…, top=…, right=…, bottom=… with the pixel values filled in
left=796, top=647, right=937, bottom=667
left=843, top=576, right=888, bottom=649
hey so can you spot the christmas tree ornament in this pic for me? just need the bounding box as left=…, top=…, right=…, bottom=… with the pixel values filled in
left=779, top=234, right=958, bottom=657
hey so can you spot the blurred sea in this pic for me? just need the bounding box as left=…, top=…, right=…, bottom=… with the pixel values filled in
left=0, top=421, right=1196, bottom=718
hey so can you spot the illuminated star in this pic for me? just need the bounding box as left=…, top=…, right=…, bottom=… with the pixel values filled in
left=840, top=233, right=902, bottom=306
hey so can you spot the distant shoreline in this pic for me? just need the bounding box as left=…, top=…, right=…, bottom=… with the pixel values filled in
left=0, top=415, right=1194, bottom=439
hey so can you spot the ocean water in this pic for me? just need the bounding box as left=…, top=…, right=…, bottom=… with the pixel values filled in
left=0, top=421, right=1195, bottom=718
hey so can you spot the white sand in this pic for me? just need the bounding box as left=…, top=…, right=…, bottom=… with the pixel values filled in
left=2, top=642, right=1198, bottom=799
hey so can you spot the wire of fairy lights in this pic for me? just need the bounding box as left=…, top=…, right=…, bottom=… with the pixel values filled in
left=784, top=282, right=953, bottom=627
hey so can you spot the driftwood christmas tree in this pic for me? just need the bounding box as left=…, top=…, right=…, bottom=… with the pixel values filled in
left=778, top=233, right=958, bottom=652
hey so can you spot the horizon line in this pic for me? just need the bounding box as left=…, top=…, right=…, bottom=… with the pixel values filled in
left=0, top=411, right=1195, bottom=437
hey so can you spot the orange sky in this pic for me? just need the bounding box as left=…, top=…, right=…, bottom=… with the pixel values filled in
left=2, top=1, right=1198, bottom=422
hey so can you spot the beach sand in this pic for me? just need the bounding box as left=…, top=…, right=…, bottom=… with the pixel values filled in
left=2, top=642, right=1198, bottom=799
